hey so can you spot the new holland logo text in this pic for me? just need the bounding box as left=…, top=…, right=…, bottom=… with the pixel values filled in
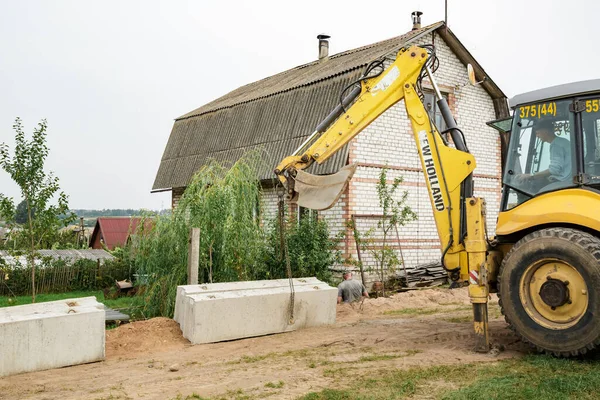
left=418, top=131, right=445, bottom=211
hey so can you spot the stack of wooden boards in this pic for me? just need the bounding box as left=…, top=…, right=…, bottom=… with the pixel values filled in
left=396, top=261, right=448, bottom=288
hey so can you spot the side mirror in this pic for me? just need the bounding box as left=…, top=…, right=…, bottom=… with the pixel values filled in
left=467, top=64, right=485, bottom=86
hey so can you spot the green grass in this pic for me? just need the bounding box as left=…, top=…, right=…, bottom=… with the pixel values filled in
left=227, top=353, right=278, bottom=364
left=358, top=349, right=422, bottom=362
left=383, top=305, right=473, bottom=318
left=302, top=389, right=355, bottom=400
left=216, top=389, right=253, bottom=400
left=264, top=381, right=285, bottom=389
left=170, top=394, right=208, bottom=400
left=301, top=355, right=600, bottom=400
left=438, top=301, right=466, bottom=306
left=444, top=316, right=472, bottom=323
left=383, top=307, right=441, bottom=316
left=358, top=354, right=401, bottom=362
left=228, top=348, right=327, bottom=365
left=0, top=290, right=144, bottom=319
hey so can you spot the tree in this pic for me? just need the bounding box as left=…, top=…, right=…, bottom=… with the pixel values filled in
left=0, top=118, right=75, bottom=302
left=372, top=165, right=417, bottom=295
left=348, top=165, right=417, bottom=296
left=15, top=199, right=33, bottom=224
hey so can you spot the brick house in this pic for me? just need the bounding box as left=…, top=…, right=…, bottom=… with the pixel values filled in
left=152, top=20, right=509, bottom=283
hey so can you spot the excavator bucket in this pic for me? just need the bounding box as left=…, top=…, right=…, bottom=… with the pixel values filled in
left=292, top=164, right=357, bottom=211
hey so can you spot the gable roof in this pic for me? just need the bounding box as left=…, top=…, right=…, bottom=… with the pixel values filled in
left=89, top=217, right=153, bottom=250
left=153, top=22, right=507, bottom=193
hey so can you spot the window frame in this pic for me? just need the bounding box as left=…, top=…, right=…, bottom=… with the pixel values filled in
left=500, top=99, right=578, bottom=211
left=577, top=95, right=600, bottom=184
left=297, top=205, right=318, bottom=224
left=422, top=90, right=449, bottom=135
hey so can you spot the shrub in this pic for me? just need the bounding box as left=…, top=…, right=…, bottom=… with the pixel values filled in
left=262, top=214, right=342, bottom=285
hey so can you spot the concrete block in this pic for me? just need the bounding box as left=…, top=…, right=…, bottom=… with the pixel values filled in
left=177, top=279, right=336, bottom=344
left=174, top=277, right=322, bottom=326
left=0, top=296, right=105, bottom=377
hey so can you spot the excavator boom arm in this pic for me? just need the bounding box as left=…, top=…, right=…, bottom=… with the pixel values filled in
left=275, top=44, right=491, bottom=352
left=274, top=45, right=475, bottom=261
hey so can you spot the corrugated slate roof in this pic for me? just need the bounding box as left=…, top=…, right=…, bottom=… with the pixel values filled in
left=153, top=22, right=506, bottom=192
left=0, top=249, right=115, bottom=267
left=177, top=23, right=443, bottom=121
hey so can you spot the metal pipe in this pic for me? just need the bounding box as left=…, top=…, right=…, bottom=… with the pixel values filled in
left=425, top=65, right=443, bottom=101
left=316, top=85, right=362, bottom=133
left=293, top=130, right=319, bottom=156
left=294, top=85, right=362, bottom=156
left=425, top=65, right=468, bottom=154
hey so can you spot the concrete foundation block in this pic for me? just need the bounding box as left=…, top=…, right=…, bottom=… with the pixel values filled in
left=176, top=278, right=336, bottom=344
left=174, top=277, right=322, bottom=325
left=0, top=296, right=105, bottom=377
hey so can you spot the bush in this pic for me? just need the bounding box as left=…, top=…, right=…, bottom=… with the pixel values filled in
left=262, top=215, right=342, bottom=285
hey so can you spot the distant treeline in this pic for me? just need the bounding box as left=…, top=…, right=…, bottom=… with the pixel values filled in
left=3, top=209, right=169, bottom=228
left=71, top=209, right=170, bottom=218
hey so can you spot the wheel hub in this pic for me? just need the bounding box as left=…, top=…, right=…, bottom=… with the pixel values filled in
left=519, top=259, right=588, bottom=330
left=539, top=278, right=570, bottom=308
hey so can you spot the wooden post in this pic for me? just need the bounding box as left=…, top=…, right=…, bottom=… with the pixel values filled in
left=79, top=217, right=85, bottom=247
left=351, top=215, right=367, bottom=286
left=188, top=228, right=200, bottom=285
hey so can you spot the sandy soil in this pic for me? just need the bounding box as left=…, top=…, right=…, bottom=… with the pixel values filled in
left=0, top=287, right=529, bottom=400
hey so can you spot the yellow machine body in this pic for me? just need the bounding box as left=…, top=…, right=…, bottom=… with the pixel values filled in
left=496, top=189, right=600, bottom=235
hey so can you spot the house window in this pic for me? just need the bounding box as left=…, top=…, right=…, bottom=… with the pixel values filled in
left=298, top=206, right=318, bottom=224
left=422, top=91, right=449, bottom=134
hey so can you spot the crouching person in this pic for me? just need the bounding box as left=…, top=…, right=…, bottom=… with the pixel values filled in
left=337, top=272, right=369, bottom=304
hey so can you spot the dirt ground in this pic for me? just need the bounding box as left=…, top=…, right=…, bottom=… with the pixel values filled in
left=0, top=287, right=530, bottom=400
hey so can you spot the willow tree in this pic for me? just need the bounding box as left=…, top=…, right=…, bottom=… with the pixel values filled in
left=133, top=151, right=268, bottom=317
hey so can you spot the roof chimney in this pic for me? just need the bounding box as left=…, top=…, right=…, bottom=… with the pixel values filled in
left=411, top=11, right=423, bottom=30
left=317, top=34, right=330, bottom=60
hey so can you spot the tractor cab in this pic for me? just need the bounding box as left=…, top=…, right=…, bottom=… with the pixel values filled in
left=493, top=80, right=600, bottom=211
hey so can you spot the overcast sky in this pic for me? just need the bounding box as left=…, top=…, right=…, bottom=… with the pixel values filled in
left=0, top=0, right=597, bottom=210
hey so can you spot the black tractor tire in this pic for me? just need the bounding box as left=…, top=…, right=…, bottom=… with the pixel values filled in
left=498, top=227, right=600, bottom=357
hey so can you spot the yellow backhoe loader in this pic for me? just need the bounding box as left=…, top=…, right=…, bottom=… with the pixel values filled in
left=275, top=43, right=600, bottom=356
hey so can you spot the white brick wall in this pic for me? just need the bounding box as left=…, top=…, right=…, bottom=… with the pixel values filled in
left=259, top=187, right=347, bottom=237
left=261, top=187, right=280, bottom=224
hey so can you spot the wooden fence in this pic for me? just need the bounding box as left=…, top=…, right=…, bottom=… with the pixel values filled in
left=0, top=259, right=131, bottom=296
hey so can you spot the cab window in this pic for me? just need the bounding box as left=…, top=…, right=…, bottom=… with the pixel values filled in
left=503, top=100, right=575, bottom=210
left=580, top=97, right=600, bottom=185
